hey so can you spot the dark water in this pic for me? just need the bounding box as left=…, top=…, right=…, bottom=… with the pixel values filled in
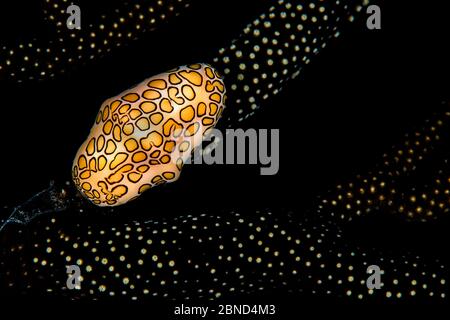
left=0, top=0, right=449, bottom=316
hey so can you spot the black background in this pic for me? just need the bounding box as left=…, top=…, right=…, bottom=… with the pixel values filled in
left=0, top=0, right=449, bottom=316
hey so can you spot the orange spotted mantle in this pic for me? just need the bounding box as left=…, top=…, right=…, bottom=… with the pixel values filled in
left=72, top=63, right=226, bottom=206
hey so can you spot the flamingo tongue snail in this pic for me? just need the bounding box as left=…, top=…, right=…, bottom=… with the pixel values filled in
left=72, top=63, right=226, bottom=206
